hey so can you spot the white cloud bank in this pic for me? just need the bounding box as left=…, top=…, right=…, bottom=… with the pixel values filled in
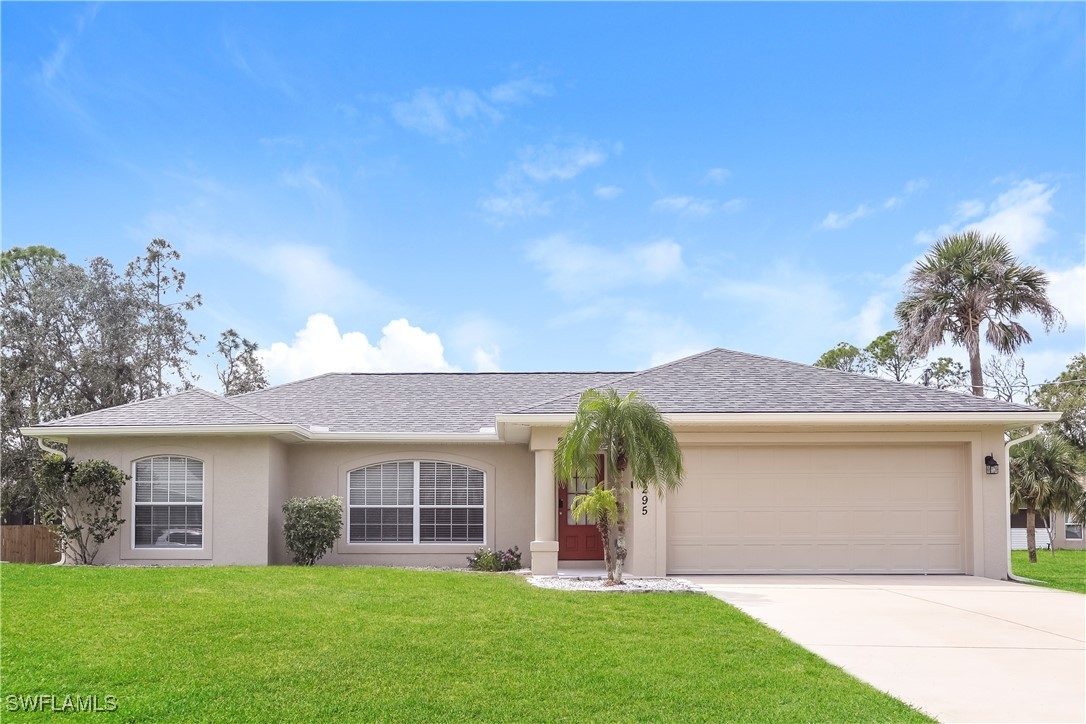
left=258, top=314, right=456, bottom=382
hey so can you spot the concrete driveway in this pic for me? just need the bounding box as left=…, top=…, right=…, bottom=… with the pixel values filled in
left=691, top=575, right=1085, bottom=723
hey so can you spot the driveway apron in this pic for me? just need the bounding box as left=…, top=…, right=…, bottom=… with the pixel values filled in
left=689, top=575, right=1085, bottom=723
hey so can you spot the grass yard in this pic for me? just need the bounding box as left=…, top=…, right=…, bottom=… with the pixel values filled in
left=1011, top=549, right=1086, bottom=594
left=1, top=565, right=928, bottom=722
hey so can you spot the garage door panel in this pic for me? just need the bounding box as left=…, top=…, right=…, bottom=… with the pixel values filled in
left=667, top=444, right=967, bottom=574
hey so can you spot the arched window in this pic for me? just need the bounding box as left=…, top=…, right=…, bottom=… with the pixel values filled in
left=348, top=461, right=484, bottom=544
left=133, top=456, right=204, bottom=549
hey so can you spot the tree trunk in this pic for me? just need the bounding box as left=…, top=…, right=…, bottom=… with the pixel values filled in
left=967, top=335, right=984, bottom=397
left=597, top=518, right=614, bottom=583
left=613, top=493, right=627, bottom=585
left=1026, top=503, right=1037, bottom=564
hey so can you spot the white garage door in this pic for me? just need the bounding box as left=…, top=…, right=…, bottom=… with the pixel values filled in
left=667, top=445, right=967, bottom=574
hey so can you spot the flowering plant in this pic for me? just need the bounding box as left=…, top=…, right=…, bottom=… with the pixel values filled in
left=466, top=545, right=522, bottom=572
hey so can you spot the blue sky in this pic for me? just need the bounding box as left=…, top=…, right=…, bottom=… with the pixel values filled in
left=4, top=2, right=1084, bottom=390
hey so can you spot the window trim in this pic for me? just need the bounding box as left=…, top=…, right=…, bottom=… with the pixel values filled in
left=346, top=459, right=487, bottom=546
left=1066, top=514, right=1083, bottom=541
left=131, top=455, right=206, bottom=551
left=345, top=455, right=490, bottom=547
left=119, top=446, right=213, bottom=561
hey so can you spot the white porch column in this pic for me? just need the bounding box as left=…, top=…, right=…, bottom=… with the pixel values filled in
left=529, top=428, right=561, bottom=576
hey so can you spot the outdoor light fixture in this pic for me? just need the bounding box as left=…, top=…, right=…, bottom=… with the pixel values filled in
left=984, top=454, right=999, bottom=475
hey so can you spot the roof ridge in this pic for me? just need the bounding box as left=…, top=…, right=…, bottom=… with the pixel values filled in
left=188, top=388, right=288, bottom=424
left=511, top=348, right=723, bottom=413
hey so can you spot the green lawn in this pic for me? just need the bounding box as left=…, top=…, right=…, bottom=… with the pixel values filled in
left=0, top=565, right=928, bottom=722
left=1011, top=549, right=1086, bottom=594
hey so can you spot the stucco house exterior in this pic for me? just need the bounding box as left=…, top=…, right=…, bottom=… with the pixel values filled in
left=20, top=348, right=1059, bottom=578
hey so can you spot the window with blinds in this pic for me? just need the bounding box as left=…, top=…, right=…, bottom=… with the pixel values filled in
left=348, top=461, right=484, bottom=544
left=133, top=456, right=204, bottom=548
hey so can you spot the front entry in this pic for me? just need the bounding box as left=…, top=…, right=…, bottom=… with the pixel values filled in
left=557, top=463, right=604, bottom=561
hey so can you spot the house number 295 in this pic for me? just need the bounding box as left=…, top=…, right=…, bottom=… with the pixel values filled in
left=640, top=487, right=649, bottom=516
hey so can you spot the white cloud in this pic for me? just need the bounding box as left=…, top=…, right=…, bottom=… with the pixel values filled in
left=609, top=310, right=710, bottom=369
left=390, top=77, right=551, bottom=142
left=594, top=185, right=623, bottom=200
left=258, top=314, right=455, bottom=383
left=1046, top=264, right=1085, bottom=329
left=472, top=346, right=502, bottom=372
left=823, top=179, right=927, bottom=230
left=820, top=204, right=873, bottom=230
left=446, top=316, right=509, bottom=372
left=968, top=180, right=1056, bottom=256
left=527, top=235, right=685, bottom=297
left=249, top=244, right=382, bottom=315
left=904, top=178, right=929, bottom=195
left=651, top=195, right=743, bottom=218
left=704, top=168, right=731, bottom=185
left=279, top=164, right=326, bottom=192
left=39, top=5, right=98, bottom=84
left=517, top=143, right=608, bottom=182
left=390, top=88, right=501, bottom=142
left=480, top=140, right=615, bottom=224
left=486, top=78, right=552, bottom=105
left=849, top=294, right=889, bottom=342
left=478, top=188, right=551, bottom=224
left=914, top=180, right=1056, bottom=256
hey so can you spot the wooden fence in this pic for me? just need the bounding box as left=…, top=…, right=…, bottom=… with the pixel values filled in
left=0, top=525, right=61, bottom=564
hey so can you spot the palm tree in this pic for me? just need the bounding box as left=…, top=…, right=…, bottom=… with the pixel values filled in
left=570, top=485, right=618, bottom=576
left=1010, top=433, right=1084, bottom=563
left=894, top=231, right=1063, bottom=397
left=555, top=388, right=684, bottom=584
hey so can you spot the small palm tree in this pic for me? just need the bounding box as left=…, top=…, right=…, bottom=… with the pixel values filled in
left=1010, top=433, right=1084, bottom=563
left=895, top=231, right=1063, bottom=397
left=570, top=485, right=618, bottom=575
left=555, top=388, right=683, bottom=584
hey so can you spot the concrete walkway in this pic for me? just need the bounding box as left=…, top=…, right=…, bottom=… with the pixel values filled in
left=690, top=575, right=1085, bottom=723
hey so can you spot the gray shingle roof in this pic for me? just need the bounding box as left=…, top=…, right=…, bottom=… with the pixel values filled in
left=32, top=348, right=1045, bottom=434
left=232, top=372, right=624, bottom=433
left=36, top=388, right=286, bottom=428
left=513, top=348, right=1042, bottom=415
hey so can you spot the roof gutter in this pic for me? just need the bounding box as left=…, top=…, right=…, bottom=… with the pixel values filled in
left=1004, top=424, right=1045, bottom=584
left=497, top=410, right=1061, bottom=430
left=19, top=424, right=502, bottom=444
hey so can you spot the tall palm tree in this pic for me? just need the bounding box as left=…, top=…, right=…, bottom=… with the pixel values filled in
left=894, top=231, right=1063, bottom=397
left=1010, top=433, right=1084, bottom=563
left=555, top=388, right=684, bottom=584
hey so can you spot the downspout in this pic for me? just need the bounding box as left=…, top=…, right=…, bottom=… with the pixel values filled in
left=35, top=437, right=67, bottom=457
left=1004, top=425, right=1043, bottom=583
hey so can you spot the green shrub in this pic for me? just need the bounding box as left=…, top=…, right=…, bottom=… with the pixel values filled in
left=34, top=455, right=127, bottom=565
left=282, top=496, right=342, bottom=566
left=467, top=546, right=521, bottom=572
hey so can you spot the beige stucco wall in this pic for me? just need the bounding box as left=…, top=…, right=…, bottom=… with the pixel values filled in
left=268, top=439, right=290, bottom=564
left=626, top=426, right=1013, bottom=579
left=279, top=442, right=536, bottom=567
left=67, top=435, right=276, bottom=566
left=63, top=423, right=1022, bottom=578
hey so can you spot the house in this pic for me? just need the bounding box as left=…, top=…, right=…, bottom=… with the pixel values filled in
left=1010, top=509, right=1084, bottom=551
left=20, top=348, right=1059, bottom=578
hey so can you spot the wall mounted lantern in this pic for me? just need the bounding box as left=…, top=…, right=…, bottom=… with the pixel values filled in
left=984, top=454, right=999, bottom=475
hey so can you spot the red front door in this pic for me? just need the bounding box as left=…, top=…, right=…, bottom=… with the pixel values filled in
left=557, top=460, right=605, bottom=561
